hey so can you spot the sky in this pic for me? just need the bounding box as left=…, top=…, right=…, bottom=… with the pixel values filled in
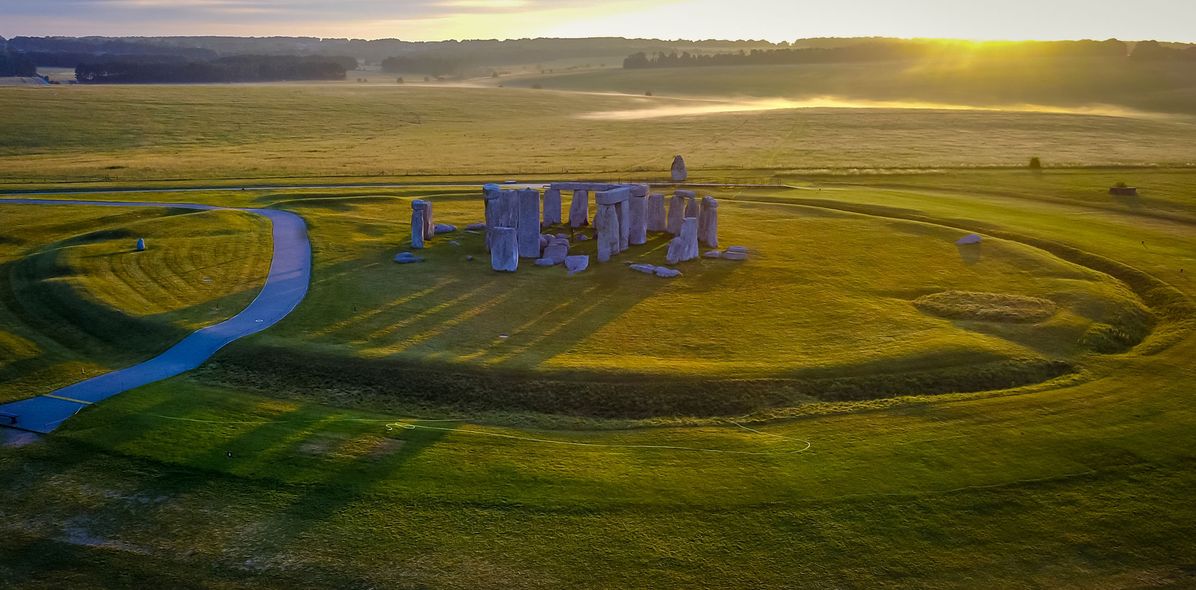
left=2, top=0, right=1195, bottom=43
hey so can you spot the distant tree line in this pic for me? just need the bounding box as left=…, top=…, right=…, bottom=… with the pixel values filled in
left=0, top=50, right=37, bottom=77
left=623, top=39, right=1196, bottom=69
left=75, top=55, right=354, bottom=84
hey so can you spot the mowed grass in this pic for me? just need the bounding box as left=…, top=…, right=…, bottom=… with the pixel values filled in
left=0, top=169, right=1194, bottom=588
left=0, top=205, right=271, bottom=403
left=2, top=84, right=1196, bottom=187
left=172, top=191, right=1151, bottom=418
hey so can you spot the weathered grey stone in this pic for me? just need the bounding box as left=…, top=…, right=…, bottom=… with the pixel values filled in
left=412, top=199, right=434, bottom=240
left=485, top=190, right=519, bottom=252
left=675, top=189, right=697, bottom=199
left=534, top=258, right=556, bottom=267
left=684, top=195, right=700, bottom=218
left=629, top=264, right=657, bottom=274
left=671, top=155, right=688, bottom=182
left=555, top=233, right=570, bottom=240
left=666, top=193, right=687, bottom=235
left=721, top=251, right=748, bottom=261
left=595, top=186, right=632, bottom=205
left=434, top=223, right=457, bottom=234
left=393, top=252, right=424, bottom=264
left=490, top=227, right=518, bottom=272
left=628, top=194, right=648, bottom=245
left=725, top=245, right=749, bottom=254
left=654, top=267, right=682, bottom=278
left=630, top=184, right=650, bottom=198
left=517, top=189, right=541, bottom=258
left=617, top=199, right=631, bottom=251
left=565, top=255, right=589, bottom=274
left=698, top=196, right=719, bottom=248
left=646, top=193, right=667, bottom=232
left=703, top=250, right=722, bottom=259
left=596, top=204, right=621, bottom=263
left=466, top=222, right=487, bottom=232
left=411, top=208, right=426, bottom=249
left=543, top=188, right=563, bottom=226
left=666, top=217, right=699, bottom=264
left=543, top=238, right=569, bottom=264
left=569, top=190, right=590, bottom=228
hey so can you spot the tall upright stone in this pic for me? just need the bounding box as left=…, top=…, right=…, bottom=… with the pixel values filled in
left=482, top=187, right=500, bottom=251
left=595, top=204, right=621, bottom=263
left=617, top=199, right=631, bottom=250
left=411, top=207, right=427, bottom=249
left=569, top=190, right=590, bottom=228
left=684, top=195, right=700, bottom=218
left=487, top=190, right=519, bottom=253
left=490, top=227, right=519, bottom=272
left=666, top=217, right=700, bottom=264
left=516, top=189, right=541, bottom=259
left=646, top=193, right=667, bottom=232
left=699, top=196, right=719, bottom=248
left=671, top=155, right=688, bottom=183
left=412, top=200, right=434, bottom=240
left=628, top=194, right=648, bottom=246
left=667, top=191, right=691, bottom=235
left=543, top=188, right=563, bottom=226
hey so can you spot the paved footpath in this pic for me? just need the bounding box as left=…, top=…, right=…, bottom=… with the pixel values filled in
left=0, top=198, right=311, bottom=433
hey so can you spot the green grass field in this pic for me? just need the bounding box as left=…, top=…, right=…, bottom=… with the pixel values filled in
left=2, top=81, right=1195, bottom=588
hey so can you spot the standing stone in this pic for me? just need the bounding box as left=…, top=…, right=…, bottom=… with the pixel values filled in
left=135, top=238, right=146, bottom=252
left=569, top=190, right=590, bottom=228
left=412, top=200, right=434, bottom=240
left=517, top=189, right=541, bottom=259
left=671, top=155, right=688, bottom=182
left=666, top=217, right=700, bottom=264
left=596, top=204, right=621, bottom=263
left=646, top=193, right=667, bottom=232
left=487, top=190, right=519, bottom=253
left=490, top=227, right=519, bottom=272
left=543, top=188, right=563, bottom=226
left=684, top=195, right=700, bottom=218
left=628, top=194, right=648, bottom=246
left=482, top=188, right=500, bottom=250
left=698, top=196, right=719, bottom=248
left=411, top=208, right=427, bottom=249
left=667, top=192, right=690, bottom=235
left=617, top=199, right=631, bottom=251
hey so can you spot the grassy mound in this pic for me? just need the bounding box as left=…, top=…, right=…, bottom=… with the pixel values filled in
left=0, top=205, right=271, bottom=403
left=914, top=291, right=1058, bottom=323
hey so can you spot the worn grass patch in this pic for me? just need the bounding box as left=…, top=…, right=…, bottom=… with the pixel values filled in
left=914, top=290, right=1058, bottom=323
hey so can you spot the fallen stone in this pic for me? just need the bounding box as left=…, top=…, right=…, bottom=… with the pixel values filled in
left=955, top=234, right=982, bottom=246
left=490, top=226, right=519, bottom=272
left=565, top=255, right=590, bottom=274
left=434, top=223, right=457, bottom=234
left=703, top=250, right=722, bottom=259
left=725, top=245, right=749, bottom=254
left=543, top=238, right=569, bottom=264
left=555, top=233, right=570, bottom=240
left=393, top=252, right=424, bottom=264
left=654, top=267, right=682, bottom=278
left=534, top=258, right=556, bottom=267
left=666, top=217, right=700, bottom=264
left=671, top=155, right=688, bottom=183
left=466, top=222, right=487, bottom=231
left=721, top=251, right=748, bottom=261
left=629, top=263, right=657, bottom=274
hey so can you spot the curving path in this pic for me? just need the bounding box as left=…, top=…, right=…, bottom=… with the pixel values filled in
left=0, top=199, right=311, bottom=433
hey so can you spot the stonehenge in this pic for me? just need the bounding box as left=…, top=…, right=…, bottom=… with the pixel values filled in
left=411, top=206, right=427, bottom=249
left=468, top=180, right=720, bottom=274
left=412, top=200, right=434, bottom=240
